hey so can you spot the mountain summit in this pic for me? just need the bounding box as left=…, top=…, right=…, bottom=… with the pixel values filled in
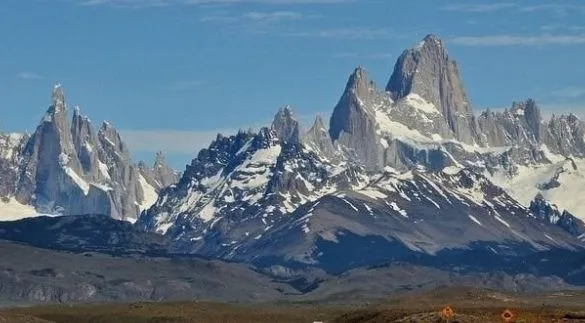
left=387, top=34, right=477, bottom=144
left=329, top=67, right=384, bottom=169
left=271, top=105, right=301, bottom=144
left=0, top=85, right=177, bottom=222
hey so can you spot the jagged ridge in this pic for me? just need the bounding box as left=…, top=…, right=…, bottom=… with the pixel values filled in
left=138, top=34, right=585, bottom=274
left=0, top=85, right=178, bottom=222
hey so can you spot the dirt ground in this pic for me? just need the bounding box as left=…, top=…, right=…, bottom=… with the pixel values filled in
left=3, top=287, right=585, bottom=322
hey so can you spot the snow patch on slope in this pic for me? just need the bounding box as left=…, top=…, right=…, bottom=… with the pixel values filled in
left=198, top=202, right=217, bottom=222
left=138, top=175, right=158, bottom=212
left=375, top=110, right=432, bottom=143
left=0, top=198, right=49, bottom=221
left=488, top=158, right=585, bottom=220
left=0, top=133, right=23, bottom=160
left=340, top=198, right=359, bottom=212
left=468, top=214, right=483, bottom=226
left=358, top=188, right=388, bottom=199
left=97, top=161, right=111, bottom=180
left=64, top=167, right=90, bottom=195
left=231, top=145, right=282, bottom=191
left=402, top=93, right=439, bottom=114
left=387, top=201, right=408, bottom=218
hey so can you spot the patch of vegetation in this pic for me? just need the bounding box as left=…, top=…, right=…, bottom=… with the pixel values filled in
left=3, top=302, right=585, bottom=323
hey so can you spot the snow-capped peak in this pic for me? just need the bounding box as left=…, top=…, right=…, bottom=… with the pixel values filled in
left=51, top=83, right=66, bottom=113
left=271, top=105, right=301, bottom=144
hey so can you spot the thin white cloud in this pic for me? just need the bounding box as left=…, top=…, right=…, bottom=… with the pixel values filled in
left=200, top=10, right=387, bottom=40
left=243, top=11, right=305, bottom=22
left=17, top=72, right=44, bottom=80
left=120, top=129, right=240, bottom=154
left=519, top=4, right=585, bottom=15
left=364, top=53, right=392, bottom=59
left=201, top=10, right=310, bottom=25
left=451, top=34, right=585, bottom=46
left=331, top=52, right=392, bottom=59
left=541, top=24, right=585, bottom=32
left=331, top=52, right=358, bottom=58
left=288, top=27, right=391, bottom=39
left=76, top=0, right=352, bottom=8
left=168, top=80, right=203, bottom=91
left=199, top=10, right=325, bottom=37
left=553, top=86, right=585, bottom=99
left=442, top=3, right=516, bottom=13
left=80, top=0, right=170, bottom=8
left=442, top=3, right=585, bottom=14
left=185, top=0, right=351, bottom=3
left=199, top=15, right=239, bottom=23
left=539, top=102, right=585, bottom=120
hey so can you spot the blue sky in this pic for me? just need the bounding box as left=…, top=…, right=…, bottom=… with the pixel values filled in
left=2, top=0, right=585, bottom=168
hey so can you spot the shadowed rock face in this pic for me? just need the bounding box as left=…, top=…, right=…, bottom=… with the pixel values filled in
left=529, top=194, right=585, bottom=237
left=329, top=67, right=377, bottom=143
left=0, top=214, right=169, bottom=255
left=329, top=67, right=383, bottom=170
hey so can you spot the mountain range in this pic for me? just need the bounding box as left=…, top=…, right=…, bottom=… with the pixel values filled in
left=2, top=34, right=585, bottom=303
left=137, top=34, right=585, bottom=272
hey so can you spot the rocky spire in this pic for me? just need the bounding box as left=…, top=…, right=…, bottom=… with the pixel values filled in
left=97, top=120, right=143, bottom=221
left=17, top=84, right=84, bottom=207
left=41, top=84, right=68, bottom=125
left=387, top=34, right=451, bottom=102
left=154, top=151, right=166, bottom=168
left=309, top=115, right=327, bottom=133
left=522, top=99, right=542, bottom=142
left=71, top=106, right=104, bottom=178
left=153, top=151, right=179, bottom=188
left=51, top=83, right=66, bottom=114
left=542, top=107, right=585, bottom=156
left=41, top=84, right=79, bottom=162
left=303, top=115, right=336, bottom=159
left=137, top=151, right=179, bottom=193
left=329, top=67, right=378, bottom=142
left=271, top=105, right=300, bottom=145
left=345, top=66, right=376, bottom=100
left=4, top=84, right=164, bottom=222
left=329, top=67, right=382, bottom=170
left=386, top=34, right=477, bottom=144
left=99, top=121, right=130, bottom=157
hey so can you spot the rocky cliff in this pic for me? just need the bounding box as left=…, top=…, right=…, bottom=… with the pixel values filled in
left=0, top=85, right=177, bottom=222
